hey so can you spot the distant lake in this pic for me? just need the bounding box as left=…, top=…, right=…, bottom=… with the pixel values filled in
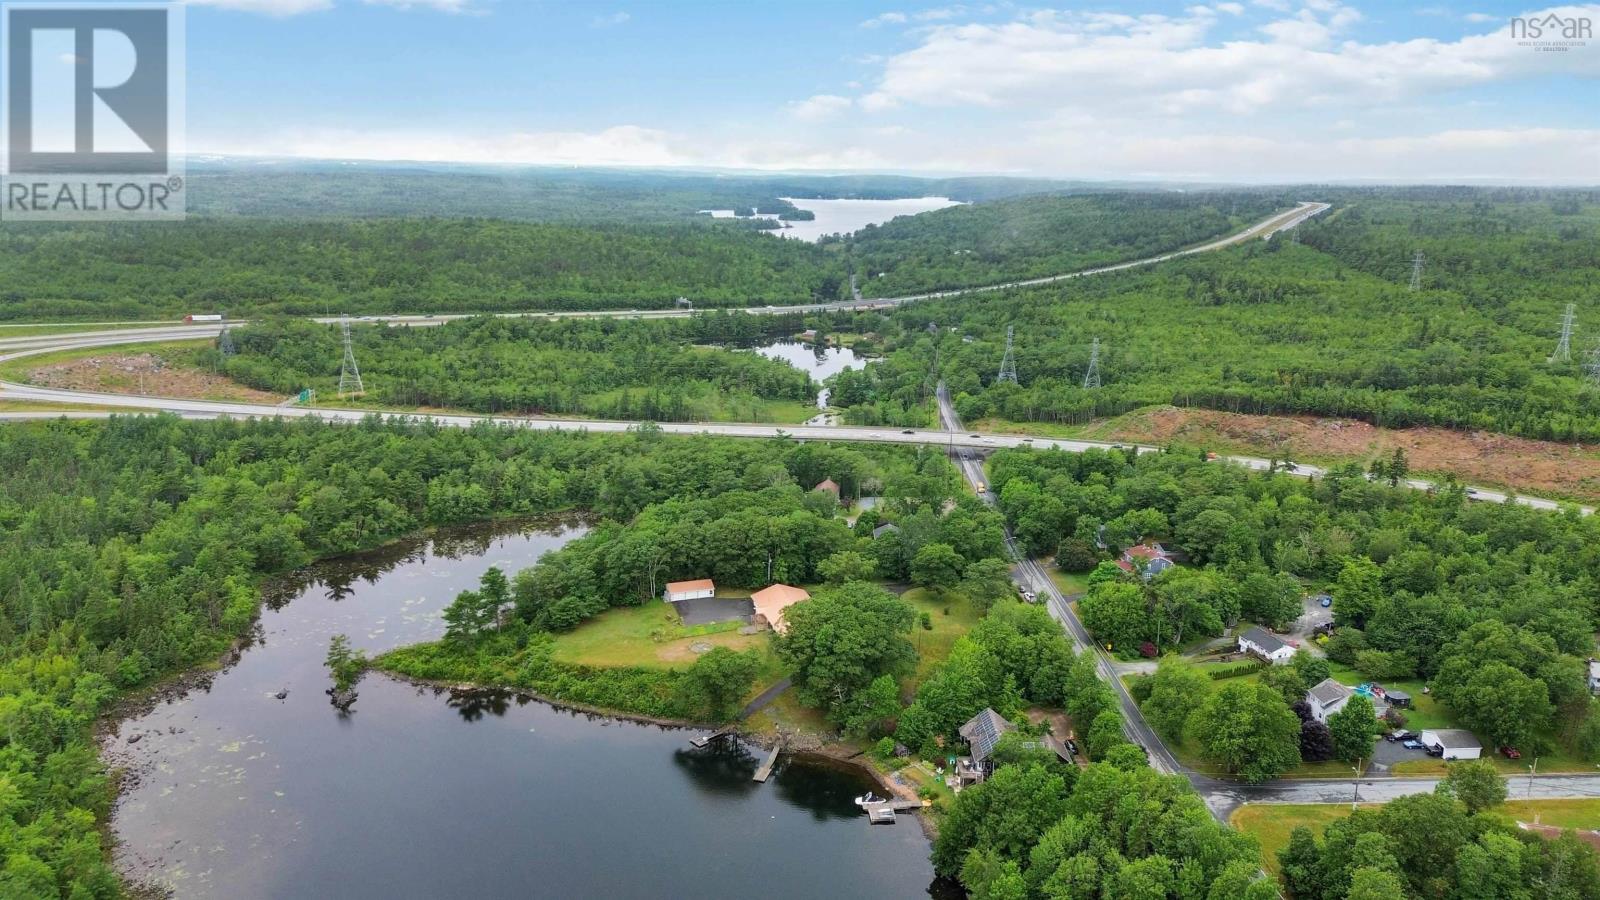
left=700, top=196, right=960, bottom=243
left=105, top=521, right=939, bottom=899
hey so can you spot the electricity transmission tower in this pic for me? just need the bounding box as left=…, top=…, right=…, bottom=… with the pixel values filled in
left=1082, top=337, right=1102, bottom=390
left=996, top=326, right=1018, bottom=384
left=1409, top=250, right=1424, bottom=292
left=1550, top=304, right=1576, bottom=363
left=1585, top=341, right=1600, bottom=392
left=338, top=318, right=365, bottom=398
left=217, top=327, right=235, bottom=358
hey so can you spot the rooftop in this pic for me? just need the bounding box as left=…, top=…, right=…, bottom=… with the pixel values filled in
left=1240, top=626, right=1288, bottom=654
left=1427, top=729, right=1482, bottom=749
left=1308, top=678, right=1352, bottom=708
left=664, top=578, right=715, bottom=594
left=751, top=583, right=811, bottom=634
left=959, top=708, right=1016, bottom=764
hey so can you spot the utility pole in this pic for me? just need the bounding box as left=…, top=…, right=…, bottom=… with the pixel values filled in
left=1083, top=337, right=1102, bottom=390
left=1409, top=250, right=1424, bottom=292
left=1585, top=341, right=1600, bottom=392
left=1351, top=758, right=1363, bottom=811
left=1551, top=304, right=1577, bottom=363
left=338, top=317, right=366, bottom=399
left=997, top=326, right=1018, bottom=384
left=217, top=326, right=236, bottom=359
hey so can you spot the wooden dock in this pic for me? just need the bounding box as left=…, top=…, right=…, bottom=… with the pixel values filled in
left=857, top=798, right=927, bottom=824
left=689, top=728, right=733, bottom=748
left=752, top=740, right=783, bottom=782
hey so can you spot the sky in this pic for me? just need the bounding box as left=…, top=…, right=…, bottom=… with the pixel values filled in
left=176, top=0, right=1599, bottom=183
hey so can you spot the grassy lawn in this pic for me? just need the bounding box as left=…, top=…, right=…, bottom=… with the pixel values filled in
left=548, top=602, right=775, bottom=672
left=1235, top=800, right=1600, bottom=878
left=1048, top=567, right=1091, bottom=596
left=900, top=587, right=982, bottom=683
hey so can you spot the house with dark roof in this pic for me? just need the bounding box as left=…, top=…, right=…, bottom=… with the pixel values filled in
left=1238, top=626, right=1295, bottom=664
left=1115, top=543, right=1176, bottom=580
left=956, top=708, right=1015, bottom=784
left=872, top=522, right=900, bottom=539
left=1306, top=678, right=1353, bottom=723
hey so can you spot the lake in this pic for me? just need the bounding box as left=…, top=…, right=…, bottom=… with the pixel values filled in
left=749, top=340, right=868, bottom=414
left=700, top=196, right=960, bottom=243
left=104, top=521, right=939, bottom=899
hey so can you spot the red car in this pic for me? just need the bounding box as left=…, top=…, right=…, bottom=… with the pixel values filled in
left=1499, top=746, right=1521, bottom=759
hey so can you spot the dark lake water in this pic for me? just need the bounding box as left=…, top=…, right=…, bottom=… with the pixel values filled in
left=750, top=340, right=868, bottom=413
left=105, top=521, right=939, bottom=899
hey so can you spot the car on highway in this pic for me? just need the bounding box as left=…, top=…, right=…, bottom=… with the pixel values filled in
left=969, top=433, right=981, bottom=438
left=901, top=429, right=915, bottom=435
left=1466, top=488, right=1480, bottom=496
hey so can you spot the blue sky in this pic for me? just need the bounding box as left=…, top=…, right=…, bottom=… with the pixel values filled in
left=180, top=0, right=1599, bottom=182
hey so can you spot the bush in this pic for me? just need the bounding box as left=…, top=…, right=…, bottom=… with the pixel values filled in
left=1208, top=661, right=1265, bottom=680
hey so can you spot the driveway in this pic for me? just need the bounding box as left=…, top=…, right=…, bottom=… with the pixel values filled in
left=674, top=597, right=754, bottom=626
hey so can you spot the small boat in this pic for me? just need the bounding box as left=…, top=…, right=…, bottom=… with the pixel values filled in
left=855, top=792, right=882, bottom=805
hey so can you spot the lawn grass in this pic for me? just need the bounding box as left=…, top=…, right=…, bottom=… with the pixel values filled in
left=900, top=587, right=982, bottom=683
left=1234, top=800, right=1600, bottom=879
left=1048, top=567, right=1091, bottom=597
left=548, top=602, right=774, bottom=672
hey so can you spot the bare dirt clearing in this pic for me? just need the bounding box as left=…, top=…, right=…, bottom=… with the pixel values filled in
left=27, top=353, right=286, bottom=404
left=1071, top=406, right=1600, bottom=503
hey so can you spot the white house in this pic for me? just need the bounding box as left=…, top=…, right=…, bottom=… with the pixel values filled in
left=1589, top=659, right=1600, bottom=695
left=1238, top=626, right=1295, bottom=665
left=663, top=578, right=715, bottom=603
left=1306, top=678, right=1353, bottom=723
left=1421, top=729, right=1482, bottom=761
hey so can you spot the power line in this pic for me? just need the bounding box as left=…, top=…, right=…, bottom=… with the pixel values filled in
left=338, top=318, right=365, bottom=399
left=1409, top=250, right=1424, bottom=292
left=217, top=326, right=235, bottom=358
left=997, top=325, right=1018, bottom=384
left=1550, top=303, right=1576, bottom=364
left=1584, top=340, right=1600, bottom=392
left=1083, top=337, right=1101, bottom=390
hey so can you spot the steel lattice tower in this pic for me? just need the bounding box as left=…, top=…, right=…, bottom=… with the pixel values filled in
left=996, top=326, right=1018, bottom=384
left=338, top=318, right=365, bottom=398
left=1551, top=304, right=1577, bottom=363
left=1409, top=250, right=1424, bottom=292
left=217, top=327, right=236, bottom=357
left=1082, top=337, right=1102, bottom=390
left=1585, top=341, right=1600, bottom=392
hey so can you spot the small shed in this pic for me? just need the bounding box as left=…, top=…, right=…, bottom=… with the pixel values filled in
left=1421, top=729, right=1482, bottom=760
left=663, top=579, right=716, bottom=603
left=1384, top=688, right=1413, bottom=708
left=751, top=584, right=810, bottom=634
left=814, top=478, right=841, bottom=499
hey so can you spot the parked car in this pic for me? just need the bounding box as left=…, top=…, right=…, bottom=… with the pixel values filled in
left=901, top=429, right=915, bottom=435
left=1401, top=739, right=1424, bottom=750
left=1022, top=591, right=1037, bottom=603
left=1425, top=745, right=1444, bottom=757
left=1398, top=731, right=1419, bottom=741
left=1500, top=746, right=1522, bottom=759
left=1319, top=596, right=1333, bottom=608
left=1384, top=731, right=1403, bottom=743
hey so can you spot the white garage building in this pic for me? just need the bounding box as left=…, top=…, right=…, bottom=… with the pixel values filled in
left=1421, top=729, right=1482, bottom=760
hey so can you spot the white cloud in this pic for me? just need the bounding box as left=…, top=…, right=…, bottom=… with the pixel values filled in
left=861, top=11, right=908, bottom=28
left=1215, top=2, right=1246, bottom=13
left=363, top=0, right=476, bottom=11
left=1464, top=12, right=1499, bottom=23
left=184, top=0, right=332, bottom=15
left=855, top=4, right=1599, bottom=115
left=592, top=11, right=631, bottom=27
left=789, top=94, right=854, bottom=121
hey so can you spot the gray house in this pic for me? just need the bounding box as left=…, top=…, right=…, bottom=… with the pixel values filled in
left=956, top=708, right=1015, bottom=785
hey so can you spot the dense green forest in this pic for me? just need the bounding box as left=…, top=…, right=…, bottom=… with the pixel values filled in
left=846, top=192, right=1285, bottom=297
left=987, top=444, right=1600, bottom=782
left=0, top=416, right=941, bottom=897
left=0, top=219, right=848, bottom=320
left=215, top=315, right=821, bottom=421
left=823, top=191, right=1600, bottom=442
left=0, top=186, right=1290, bottom=322
left=180, top=164, right=1103, bottom=221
